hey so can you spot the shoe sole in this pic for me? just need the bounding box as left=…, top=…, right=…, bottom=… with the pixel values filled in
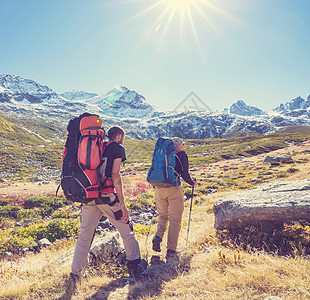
left=152, top=244, right=161, bottom=252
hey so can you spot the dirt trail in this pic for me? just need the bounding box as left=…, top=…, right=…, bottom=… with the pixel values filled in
left=0, top=182, right=63, bottom=199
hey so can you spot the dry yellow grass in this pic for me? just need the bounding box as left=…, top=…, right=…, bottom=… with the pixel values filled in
left=1, top=191, right=309, bottom=299
left=1, top=142, right=310, bottom=299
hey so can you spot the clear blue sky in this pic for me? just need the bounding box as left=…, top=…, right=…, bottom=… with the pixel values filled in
left=1, top=0, right=309, bottom=112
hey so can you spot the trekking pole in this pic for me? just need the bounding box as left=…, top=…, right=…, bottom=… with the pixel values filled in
left=144, top=206, right=156, bottom=261
left=186, top=185, right=195, bottom=246
left=145, top=213, right=154, bottom=247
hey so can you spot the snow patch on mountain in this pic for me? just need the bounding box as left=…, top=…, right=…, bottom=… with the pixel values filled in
left=60, top=90, right=98, bottom=101
left=230, top=100, right=266, bottom=116
left=274, top=96, right=310, bottom=113
left=89, top=86, right=163, bottom=118
left=0, top=74, right=60, bottom=104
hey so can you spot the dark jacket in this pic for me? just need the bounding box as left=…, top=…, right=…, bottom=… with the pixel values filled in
left=175, top=150, right=195, bottom=186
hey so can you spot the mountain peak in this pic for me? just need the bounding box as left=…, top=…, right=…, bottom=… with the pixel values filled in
left=0, top=74, right=58, bottom=104
left=230, top=100, right=265, bottom=116
left=91, top=86, right=161, bottom=118
left=275, top=96, right=309, bottom=113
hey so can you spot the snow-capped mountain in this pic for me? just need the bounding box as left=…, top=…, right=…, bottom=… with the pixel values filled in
left=60, top=90, right=98, bottom=101
left=274, top=96, right=310, bottom=113
left=0, top=74, right=310, bottom=140
left=230, top=100, right=266, bottom=116
left=89, top=86, right=162, bottom=118
left=0, top=74, right=60, bottom=103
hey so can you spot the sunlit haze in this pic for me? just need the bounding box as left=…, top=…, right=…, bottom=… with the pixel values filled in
left=0, top=0, right=309, bottom=112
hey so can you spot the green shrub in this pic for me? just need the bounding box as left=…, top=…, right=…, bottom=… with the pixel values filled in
left=13, top=218, right=79, bottom=242
left=0, top=205, right=21, bottom=219
left=127, top=200, right=140, bottom=210
left=45, top=218, right=79, bottom=241
left=196, top=185, right=215, bottom=194
left=281, top=158, right=295, bottom=164
left=259, top=171, right=273, bottom=176
left=295, top=158, right=309, bottom=164
left=52, top=209, right=72, bottom=219
left=287, top=167, right=299, bottom=173
left=0, top=218, right=79, bottom=255
left=23, top=196, right=70, bottom=217
left=134, top=224, right=151, bottom=235
left=277, top=171, right=288, bottom=178
left=139, top=193, right=154, bottom=207
left=128, top=193, right=154, bottom=210
left=135, top=166, right=150, bottom=171
left=0, top=231, right=36, bottom=253
left=14, top=223, right=46, bottom=240
left=17, top=208, right=39, bottom=219
left=0, top=199, right=10, bottom=206
left=223, top=178, right=239, bottom=187
left=183, top=186, right=193, bottom=198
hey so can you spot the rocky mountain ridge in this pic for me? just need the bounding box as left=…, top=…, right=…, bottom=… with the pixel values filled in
left=1, top=74, right=310, bottom=140
left=229, top=100, right=266, bottom=116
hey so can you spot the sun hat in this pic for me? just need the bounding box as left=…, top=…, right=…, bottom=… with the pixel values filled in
left=171, top=137, right=184, bottom=148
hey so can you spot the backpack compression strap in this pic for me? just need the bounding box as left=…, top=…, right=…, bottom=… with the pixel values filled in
left=99, top=141, right=117, bottom=194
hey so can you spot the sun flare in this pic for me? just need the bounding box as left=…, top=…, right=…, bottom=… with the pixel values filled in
left=163, top=0, right=197, bottom=9
left=124, top=0, right=237, bottom=60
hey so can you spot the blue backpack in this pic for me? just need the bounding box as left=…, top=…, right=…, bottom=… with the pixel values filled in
left=147, top=137, right=180, bottom=187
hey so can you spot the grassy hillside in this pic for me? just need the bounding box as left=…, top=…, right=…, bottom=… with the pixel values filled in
left=0, top=113, right=66, bottom=181
left=275, top=125, right=310, bottom=135
left=124, top=132, right=310, bottom=170
left=0, top=119, right=310, bottom=299
left=1, top=111, right=310, bottom=182
left=0, top=115, right=43, bottom=144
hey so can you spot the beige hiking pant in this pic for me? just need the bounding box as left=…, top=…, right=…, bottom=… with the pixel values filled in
left=71, top=198, right=140, bottom=275
left=155, top=185, right=184, bottom=251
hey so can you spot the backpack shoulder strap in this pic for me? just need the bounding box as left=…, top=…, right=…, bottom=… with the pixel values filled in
left=175, top=151, right=184, bottom=172
left=102, top=140, right=116, bottom=152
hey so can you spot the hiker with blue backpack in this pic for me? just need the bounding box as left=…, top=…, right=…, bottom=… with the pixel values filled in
left=147, top=137, right=197, bottom=261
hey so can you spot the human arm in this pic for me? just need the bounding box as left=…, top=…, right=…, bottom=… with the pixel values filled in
left=177, top=151, right=197, bottom=186
left=111, top=157, right=129, bottom=222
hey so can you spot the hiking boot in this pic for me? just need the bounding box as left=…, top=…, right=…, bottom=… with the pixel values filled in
left=64, top=272, right=80, bottom=299
left=166, top=249, right=180, bottom=263
left=150, top=255, right=165, bottom=266
left=127, top=258, right=148, bottom=280
left=152, top=235, right=162, bottom=252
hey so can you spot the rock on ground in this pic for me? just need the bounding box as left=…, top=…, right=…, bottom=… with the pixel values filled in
left=263, top=155, right=292, bottom=162
left=213, top=180, right=310, bottom=230
left=57, top=232, right=125, bottom=266
left=89, top=232, right=126, bottom=265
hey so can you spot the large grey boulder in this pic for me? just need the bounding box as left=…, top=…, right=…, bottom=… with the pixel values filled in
left=57, top=232, right=126, bottom=266
left=89, top=232, right=126, bottom=265
left=263, top=155, right=292, bottom=163
left=213, top=180, right=310, bottom=230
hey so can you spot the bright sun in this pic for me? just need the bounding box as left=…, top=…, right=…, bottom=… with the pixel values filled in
left=125, top=0, right=234, bottom=58
left=164, top=0, right=197, bottom=9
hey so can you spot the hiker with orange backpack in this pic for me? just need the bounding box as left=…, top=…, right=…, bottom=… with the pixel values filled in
left=147, top=137, right=197, bottom=261
left=60, top=114, right=146, bottom=282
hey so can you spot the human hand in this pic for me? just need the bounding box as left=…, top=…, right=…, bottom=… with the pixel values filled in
left=120, top=202, right=129, bottom=223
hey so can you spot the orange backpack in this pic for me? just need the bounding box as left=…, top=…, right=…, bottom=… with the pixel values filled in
left=59, top=113, right=106, bottom=203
